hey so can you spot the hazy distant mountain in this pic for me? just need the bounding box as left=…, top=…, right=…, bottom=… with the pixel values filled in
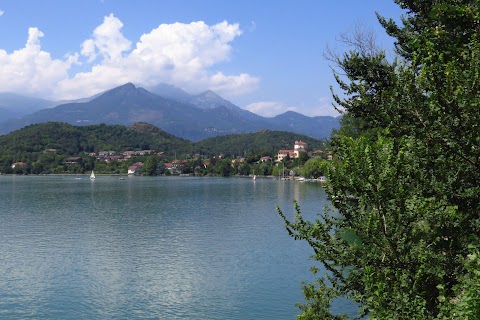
left=266, top=111, right=340, bottom=140
left=0, top=93, right=54, bottom=121
left=0, top=83, right=340, bottom=141
left=150, top=84, right=264, bottom=122
left=189, top=90, right=264, bottom=122
left=54, top=90, right=105, bottom=105
left=148, top=83, right=192, bottom=102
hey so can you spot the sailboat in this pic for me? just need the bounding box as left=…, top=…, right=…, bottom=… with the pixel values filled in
left=252, top=169, right=256, bottom=181
left=90, top=170, right=96, bottom=180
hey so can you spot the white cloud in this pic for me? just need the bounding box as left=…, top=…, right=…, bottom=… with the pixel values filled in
left=58, top=16, right=258, bottom=99
left=245, top=101, right=297, bottom=117
left=0, top=10, right=4, bottom=17
left=246, top=98, right=341, bottom=117
left=80, top=13, right=131, bottom=62
left=0, top=15, right=258, bottom=100
left=0, top=27, right=77, bottom=98
left=302, top=97, right=342, bottom=117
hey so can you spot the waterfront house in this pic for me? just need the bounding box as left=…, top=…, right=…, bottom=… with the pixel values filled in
left=164, top=163, right=173, bottom=172
left=260, top=156, right=273, bottom=163
left=99, top=151, right=117, bottom=156
left=65, top=157, right=83, bottom=164
left=294, top=141, right=308, bottom=158
left=128, top=165, right=141, bottom=174
left=172, top=160, right=188, bottom=170
left=128, top=162, right=144, bottom=174
left=277, top=149, right=295, bottom=161
left=11, top=162, right=26, bottom=169
left=277, top=141, right=310, bottom=161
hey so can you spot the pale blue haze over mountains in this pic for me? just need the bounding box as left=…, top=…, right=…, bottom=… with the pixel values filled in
left=0, top=1, right=404, bottom=120
left=0, top=83, right=340, bottom=141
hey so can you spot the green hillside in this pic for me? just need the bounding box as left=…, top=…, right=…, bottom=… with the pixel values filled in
left=195, top=130, right=326, bottom=157
left=0, top=122, right=191, bottom=154
left=0, top=122, right=327, bottom=174
left=0, top=122, right=191, bottom=172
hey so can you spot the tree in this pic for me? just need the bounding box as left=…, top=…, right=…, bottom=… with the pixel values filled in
left=143, top=156, right=158, bottom=176
left=279, top=1, right=480, bottom=318
left=238, top=163, right=251, bottom=176
left=215, top=159, right=233, bottom=177
left=301, top=157, right=324, bottom=179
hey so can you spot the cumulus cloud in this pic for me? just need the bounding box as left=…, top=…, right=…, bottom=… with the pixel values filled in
left=0, top=27, right=77, bottom=98
left=58, top=16, right=258, bottom=99
left=0, top=9, right=4, bottom=16
left=80, top=14, right=131, bottom=62
left=0, top=14, right=258, bottom=100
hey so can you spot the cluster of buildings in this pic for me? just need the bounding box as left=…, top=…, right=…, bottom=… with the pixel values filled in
left=277, top=141, right=309, bottom=161
left=91, top=150, right=161, bottom=163
left=8, top=141, right=331, bottom=175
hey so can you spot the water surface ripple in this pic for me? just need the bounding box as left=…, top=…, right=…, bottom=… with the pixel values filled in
left=0, top=175, right=346, bottom=319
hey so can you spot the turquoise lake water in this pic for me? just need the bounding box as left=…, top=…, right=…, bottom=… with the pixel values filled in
left=0, top=175, right=353, bottom=319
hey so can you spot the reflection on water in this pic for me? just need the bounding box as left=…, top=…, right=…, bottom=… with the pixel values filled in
left=0, top=175, right=351, bottom=319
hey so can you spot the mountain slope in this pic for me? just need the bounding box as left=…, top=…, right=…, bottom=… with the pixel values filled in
left=265, top=111, right=340, bottom=139
left=189, top=90, right=265, bottom=122
left=0, top=122, right=326, bottom=167
left=0, top=83, right=340, bottom=141
left=0, top=93, right=55, bottom=121
left=0, top=122, right=192, bottom=159
left=0, top=83, right=262, bottom=140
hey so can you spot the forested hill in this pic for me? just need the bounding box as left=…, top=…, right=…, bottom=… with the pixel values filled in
left=194, top=130, right=326, bottom=156
left=0, top=122, right=326, bottom=165
left=0, top=122, right=192, bottom=158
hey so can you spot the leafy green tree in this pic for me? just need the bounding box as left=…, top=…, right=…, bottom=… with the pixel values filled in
left=301, top=157, right=324, bottom=179
left=238, top=163, right=251, bottom=176
left=295, top=152, right=310, bottom=167
left=279, top=1, right=480, bottom=319
left=143, top=156, right=158, bottom=176
left=256, top=162, right=272, bottom=176
left=156, top=162, right=166, bottom=175
left=215, top=159, right=233, bottom=177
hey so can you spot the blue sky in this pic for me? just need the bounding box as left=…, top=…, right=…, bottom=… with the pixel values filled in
left=0, top=1, right=405, bottom=117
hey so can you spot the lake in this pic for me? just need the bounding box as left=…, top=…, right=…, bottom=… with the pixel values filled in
left=0, top=175, right=351, bottom=319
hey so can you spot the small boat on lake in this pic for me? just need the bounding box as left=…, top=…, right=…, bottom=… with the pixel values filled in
left=90, top=171, right=96, bottom=180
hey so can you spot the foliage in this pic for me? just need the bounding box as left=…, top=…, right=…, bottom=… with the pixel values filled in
left=301, top=157, right=325, bottom=179
left=195, top=130, right=326, bottom=157
left=0, top=122, right=327, bottom=176
left=143, top=156, right=159, bottom=176
left=215, top=159, right=234, bottom=177
left=0, top=122, right=191, bottom=160
left=279, top=1, right=480, bottom=318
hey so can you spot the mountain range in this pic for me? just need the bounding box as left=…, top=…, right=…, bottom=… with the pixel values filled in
left=0, top=83, right=340, bottom=141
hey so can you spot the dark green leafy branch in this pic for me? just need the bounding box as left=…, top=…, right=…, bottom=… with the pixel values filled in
left=279, top=1, right=480, bottom=318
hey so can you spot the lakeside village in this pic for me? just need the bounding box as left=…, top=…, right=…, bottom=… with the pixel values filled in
left=3, top=140, right=332, bottom=180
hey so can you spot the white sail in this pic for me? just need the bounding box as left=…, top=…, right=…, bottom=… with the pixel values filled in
left=90, top=170, right=96, bottom=180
